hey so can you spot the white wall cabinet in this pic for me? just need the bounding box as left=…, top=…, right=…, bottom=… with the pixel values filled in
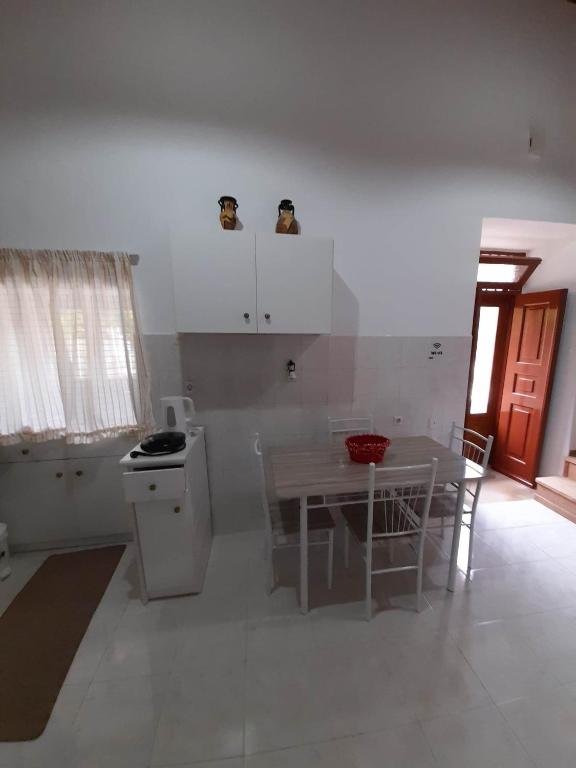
left=256, top=233, right=333, bottom=334
left=172, top=230, right=257, bottom=333
left=171, top=230, right=333, bottom=334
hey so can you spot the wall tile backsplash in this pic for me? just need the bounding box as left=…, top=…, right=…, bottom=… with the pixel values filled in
left=176, top=334, right=471, bottom=534
left=0, top=333, right=471, bottom=541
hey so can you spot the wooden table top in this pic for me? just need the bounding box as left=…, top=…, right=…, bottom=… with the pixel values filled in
left=269, top=435, right=484, bottom=499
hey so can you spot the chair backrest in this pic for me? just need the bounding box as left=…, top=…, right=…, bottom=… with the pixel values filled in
left=367, top=459, right=438, bottom=539
left=253, top=432, right=274, bottom=543
left=449, top=422, right=494, bottom=470
left=328, top=416, right=374, bottom=440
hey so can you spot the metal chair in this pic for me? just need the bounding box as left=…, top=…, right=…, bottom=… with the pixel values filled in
left=328, top=415, right=374, bottom=440
left=328, top=416, right=375, bottom=504
left=253, top=433, right=335, bottom=593
left=429, top=422, right=494, bottom=578
left=341, top=459, right=438, bottom=619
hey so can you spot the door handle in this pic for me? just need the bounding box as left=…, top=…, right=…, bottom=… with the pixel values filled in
left=264, top=313, right=271, bottom=321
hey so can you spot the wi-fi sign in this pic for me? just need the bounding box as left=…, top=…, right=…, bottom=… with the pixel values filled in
left=433, top=342, right=442, bottom=349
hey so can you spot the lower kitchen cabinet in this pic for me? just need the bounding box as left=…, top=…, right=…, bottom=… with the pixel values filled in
left=0, top=456, right=129, bottom=549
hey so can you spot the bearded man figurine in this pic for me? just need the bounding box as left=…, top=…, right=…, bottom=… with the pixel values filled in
left=275, top=199, right=298, bottom=234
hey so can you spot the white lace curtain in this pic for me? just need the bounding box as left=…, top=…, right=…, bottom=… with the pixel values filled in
left=0, top=249, right=155, bottom=445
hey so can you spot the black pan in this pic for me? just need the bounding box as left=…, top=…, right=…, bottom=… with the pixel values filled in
left=130, top=431, right=186, bottom=459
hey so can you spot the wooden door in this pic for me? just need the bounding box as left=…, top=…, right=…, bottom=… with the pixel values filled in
left=171, top=229, right=257, bottom=333
left=492, top=290, right=567, bottom=485
left=255, top=233, right=333, bottom=334
left=465, top=290, right=514, bottom=444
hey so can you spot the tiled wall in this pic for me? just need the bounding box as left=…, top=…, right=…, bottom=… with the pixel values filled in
left=0, top=333, right=470, bottom=545
left=170, top=334, right=471, bottom=534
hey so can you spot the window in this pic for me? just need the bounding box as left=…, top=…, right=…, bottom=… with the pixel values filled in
left=477, top=252, right=541, bottom=292
left=0, top=250, right=154, bottom=445
left=469, top=306, right=499, bottom=415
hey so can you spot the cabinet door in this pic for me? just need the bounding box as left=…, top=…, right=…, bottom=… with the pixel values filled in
left=256, top=234, right=333, bottom=334
left=0, top=458, right=130, bottom=548
left=171, top=229, right=257, bottom=333
left=68, top=458, right=130, bottom=539
left=0, top=460, right=73, bottom=548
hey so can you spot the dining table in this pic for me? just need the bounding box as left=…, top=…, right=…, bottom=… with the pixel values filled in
left=268, top=434, right=486, bottom=613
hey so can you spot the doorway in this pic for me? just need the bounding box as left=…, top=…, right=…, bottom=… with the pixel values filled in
left=465, top=251, right=567, bottom=486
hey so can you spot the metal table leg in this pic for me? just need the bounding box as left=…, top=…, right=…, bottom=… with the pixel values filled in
left=448, top=480, right=466, bottom=592
left=300, top=494, right=308, bottom=613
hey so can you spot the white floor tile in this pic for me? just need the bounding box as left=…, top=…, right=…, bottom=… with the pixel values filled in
left=151, top=622, right=246, bottom=765
left=506, top=608, right=576, bottom=685
left=94, top=623, right=182, bottom=682
left=245, top=614, right=413, bottom=754
left=477, top=527, right=552, bottom=565
left=428, top=559, right=576, bottom=631
left=525, top=524, right=576, bottom=559
left=246, top=723, right=437, bottom=767
left=499, top=684, right=576, bottom=768
left=386, top=632, right=491, bottom=719
left=474, top=500, right=570, bottom=531
left=167, top=761, right=244, bottom=768
left=422, top=704, right=535, bottom=768
left=72, top=675, right=168, bottom=768
left=450, top=618, right=560, bottom=704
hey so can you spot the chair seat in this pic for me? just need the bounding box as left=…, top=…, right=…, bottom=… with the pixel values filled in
left=273, top=499, right=336, bottom=535
left=342, top=502, right=419, bottom=543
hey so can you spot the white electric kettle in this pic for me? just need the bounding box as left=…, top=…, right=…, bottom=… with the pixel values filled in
left=160, top=396, right=196, bottom=434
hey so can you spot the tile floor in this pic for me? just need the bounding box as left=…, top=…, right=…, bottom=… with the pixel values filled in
left=2, top=474, right=576, bottom=767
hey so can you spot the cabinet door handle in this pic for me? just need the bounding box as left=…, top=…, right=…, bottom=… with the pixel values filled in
left=243, top=312, right=250, bottom=320
left=264, top=313, right=271, bottom=321
left=173, top=505, right=181, bottom=514
left=75, top=470, right=83, bottom=477
left=21, top=448, right=30, bottom=456
left=56, top=472, right=63, bottom=479
left=149, top=483, right=157, bottom=491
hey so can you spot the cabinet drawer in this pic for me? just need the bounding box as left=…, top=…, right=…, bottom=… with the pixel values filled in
left=123, top=468, right=186, bottom=503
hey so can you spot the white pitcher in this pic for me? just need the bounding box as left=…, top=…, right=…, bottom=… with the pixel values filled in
left=160, top=396, right=196, bottom=434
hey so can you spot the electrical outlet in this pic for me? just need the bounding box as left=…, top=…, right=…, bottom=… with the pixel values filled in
left=393, top=416, right=403, bottom=425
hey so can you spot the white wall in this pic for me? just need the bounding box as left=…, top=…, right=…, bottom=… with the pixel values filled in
left=1, top=1, right=576, bottom=535
left=0, top=0, right=575, bottom=337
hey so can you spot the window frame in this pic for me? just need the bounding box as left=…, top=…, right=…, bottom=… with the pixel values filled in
left=478, top=250, right=541, bottom=293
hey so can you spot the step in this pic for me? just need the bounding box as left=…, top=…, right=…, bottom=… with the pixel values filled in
left=535, top=475, right=576, bottom=524
left=565, top=456, right=576, bottom=480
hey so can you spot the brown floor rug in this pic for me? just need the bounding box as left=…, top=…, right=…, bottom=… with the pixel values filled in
left=0, top=545, right=125, bottom=741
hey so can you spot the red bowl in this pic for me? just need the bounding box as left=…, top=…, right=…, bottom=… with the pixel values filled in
left=345, top=434, right=391, bottom=464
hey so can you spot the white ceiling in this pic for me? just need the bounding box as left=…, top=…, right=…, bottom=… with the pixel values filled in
left=481, top=218, right=576, bottom=251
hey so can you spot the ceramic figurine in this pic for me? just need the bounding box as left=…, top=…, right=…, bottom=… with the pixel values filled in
left=218, top=196, right=238, bottom=230
left=276, top=199, right=298, bottom=234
